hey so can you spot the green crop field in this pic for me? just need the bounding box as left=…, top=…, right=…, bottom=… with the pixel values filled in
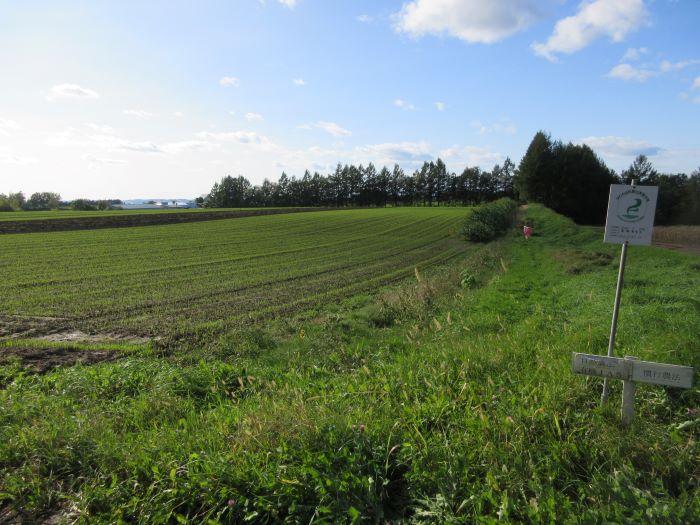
left=0, top=208, right=467, bottom=338
left=1, top=205, right=699, bottom=524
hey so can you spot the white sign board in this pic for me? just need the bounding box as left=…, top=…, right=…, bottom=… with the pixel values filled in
left=572, top=353, right=631, bottom=380
left=572, top=353, right=694, bottom=389
left=631, top=360, right=695, bottom=388
left=604, top=184, right=658, bottom=245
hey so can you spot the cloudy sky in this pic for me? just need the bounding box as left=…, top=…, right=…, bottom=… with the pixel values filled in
left=1, top=0, right=699, bottom=199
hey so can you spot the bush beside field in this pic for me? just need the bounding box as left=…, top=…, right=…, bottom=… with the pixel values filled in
left=1, top=206, right=699, bottom=523
left=461, top=198, right=517, bottom=242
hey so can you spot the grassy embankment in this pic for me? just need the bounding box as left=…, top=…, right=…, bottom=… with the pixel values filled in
left=1, top=205, right=699, bottom=523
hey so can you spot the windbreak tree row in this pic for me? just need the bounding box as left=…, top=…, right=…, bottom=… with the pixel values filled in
left=204, top=158, right=517, bottom=209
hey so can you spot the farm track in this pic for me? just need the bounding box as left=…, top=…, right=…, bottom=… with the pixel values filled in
left=0, top=207, right=336, bottom=234
left=0, top=208, right=468, bottom=339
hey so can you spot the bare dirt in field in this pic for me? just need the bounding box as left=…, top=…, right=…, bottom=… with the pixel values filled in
left=40, top=330, right=152, bottom=344
left=653, top=226, right=700, bottom=256
left=0, top=345, right=120, bottom=374
left=0, top=499, right=78, bottom=525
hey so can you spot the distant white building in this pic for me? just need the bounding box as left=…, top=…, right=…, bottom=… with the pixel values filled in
left=154, top=200, right=197, bottom=208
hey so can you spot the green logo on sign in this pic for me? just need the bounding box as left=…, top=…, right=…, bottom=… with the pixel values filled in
left=623, top=198, right=642, bottom=220
left=616, top=190, right=649, bottom=223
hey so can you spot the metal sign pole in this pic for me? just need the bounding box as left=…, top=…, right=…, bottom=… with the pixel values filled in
left=601, top=179, right=636, bottom=405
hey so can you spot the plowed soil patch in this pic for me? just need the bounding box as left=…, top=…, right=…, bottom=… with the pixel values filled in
left=0, top=346, right=120, bottom=373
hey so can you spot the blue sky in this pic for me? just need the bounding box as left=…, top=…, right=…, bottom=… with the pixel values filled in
left=1, top=0, right=699, bottom=199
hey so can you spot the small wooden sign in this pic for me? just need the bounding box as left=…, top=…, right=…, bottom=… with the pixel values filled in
left=573, top=353, right=694, bottom=389
left=572, top=353, right=631, bottom=381
left=572, top=352, right=695, bottom=426
left=631, top=360, right=695, bottom=388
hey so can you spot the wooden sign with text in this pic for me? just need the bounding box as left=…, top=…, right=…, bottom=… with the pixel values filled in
left=572, top=353, right=694, bottom=389
left=572, top=352, right=695, bottom=426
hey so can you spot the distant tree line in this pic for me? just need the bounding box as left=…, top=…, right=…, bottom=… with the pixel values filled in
left=0, top=192, right=122, bottom=212
left=0, top=192, right=62, bottom=212
left=203, top=158, right=516, bottom=209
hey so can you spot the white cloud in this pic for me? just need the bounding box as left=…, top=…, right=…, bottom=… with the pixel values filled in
left=435, top=101, right=445, bottom=111
left=0, top=147, right=37, bottom=165
left=471, top=118, right=517, bottom=135
left=439, top=145, right=503, bottom=167
left=245, top=112, right=264, bottom=122
left=86, top=123, right=115, bottom=133
left=579, top=135, right=662, bottom=157
left=298, top=121, right=352, bottom=137
left=219, top=76, right=241, bottom=87
left=659, top=59, right=700, bottom=73
left=96, top=136, right=161, bottom=153
left=47, top=128, right=163, bottom=154
left=293, top=78, right=306, bottom=86
left=394, top=98, right=416, bottom=111
left=298, top=141, right=434, bottom=168
left=532, top=0, right=648, bottom=61
left=606, top=63, right=655, bottom=82
left=123, top=109, right=154, bottom=118
left=258, top=0, right=297, bottom=9
left=197, top=130, right=270, bottom=145
left=257, top=0, right=297, bottom=8
left=606, top=58, right=700, bottom=82
left=693, top=77, right=700, bottom=90
left=356, top=141, right=432, bottom=163
left=172, top=111, right=184, bottom=118
left=314, top=121, right=352, bottom=137
left=50, top=128, right=219, bottom=156
left=161, top=140, right=218, bottom=154
left=46, top=83, right=99, bottom=101
left=622, top=47, right=647, bottom=61
left=357, top=14, right=372, bottom=23
left=0, top=118, right=20, bottom=136
left=394, top=0, right=543, bottom=44
left=83, top=154, right=128, bottom=167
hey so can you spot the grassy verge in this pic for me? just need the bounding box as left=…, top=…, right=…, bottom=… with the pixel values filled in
left=1, top=205, right=698, bottom=523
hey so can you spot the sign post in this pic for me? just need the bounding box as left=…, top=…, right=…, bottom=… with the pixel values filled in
left=600, top=181, right=658, bottom=404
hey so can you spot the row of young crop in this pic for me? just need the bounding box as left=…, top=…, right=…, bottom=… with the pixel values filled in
left=0, top=209, right=468, bottom=336
left=1, top=209, right=440, bottom=277
left=1, top=211, right=459, bottom=297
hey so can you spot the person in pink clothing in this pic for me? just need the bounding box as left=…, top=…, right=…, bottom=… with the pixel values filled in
left=523, top=225, right=533, bottom=239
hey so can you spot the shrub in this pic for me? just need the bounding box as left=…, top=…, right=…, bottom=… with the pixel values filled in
left=462, top=198, right=517, bottom=242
